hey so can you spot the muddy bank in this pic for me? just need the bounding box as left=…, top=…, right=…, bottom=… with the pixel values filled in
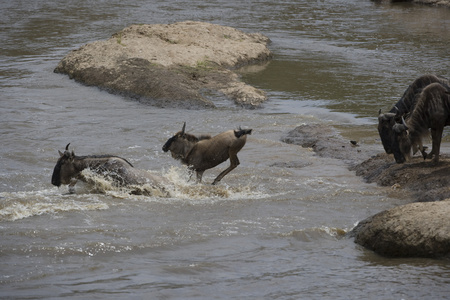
left=54, top=21, right=272, bottom=108
left=352, top=153, right=450, bottom=202
left=283, top=123, right=450, bottom=202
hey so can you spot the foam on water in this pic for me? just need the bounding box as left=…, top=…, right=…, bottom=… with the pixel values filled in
left=0, top=166, right=272, bottom=222
left=0, top=190, right=108, bottom=222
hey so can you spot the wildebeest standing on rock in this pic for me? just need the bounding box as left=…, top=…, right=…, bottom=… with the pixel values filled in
left=378, top=74, right=449, bottom=154
left=391, top=82, right=450, bottom=164
left=162, top=123, right=252, bottom=185
left=52, top=143, right=168, bottom=194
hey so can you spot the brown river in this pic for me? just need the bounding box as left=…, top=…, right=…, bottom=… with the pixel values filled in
left=1, top=0, right=450, bottom=299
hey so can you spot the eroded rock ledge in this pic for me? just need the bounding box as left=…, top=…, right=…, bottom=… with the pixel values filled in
left=54, top=21, right=272, bottom=108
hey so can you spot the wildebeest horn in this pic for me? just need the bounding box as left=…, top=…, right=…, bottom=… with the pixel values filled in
left=401, top=116, right=408, bottom=130
left=394, top=106, right=401, bottom=116
left=181, top=122, right=186, bottom=135
left=65, top=143, right=71, bottom=150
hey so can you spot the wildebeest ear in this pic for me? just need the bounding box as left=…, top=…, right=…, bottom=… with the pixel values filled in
left=58, top=150, right=64, bottom=157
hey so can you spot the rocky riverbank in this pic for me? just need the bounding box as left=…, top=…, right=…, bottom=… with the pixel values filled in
left=55, top=21, right=272, bottom=108
left=282, top=124, right=450, bottom=258
left=375, top=0, right=450, bottom=8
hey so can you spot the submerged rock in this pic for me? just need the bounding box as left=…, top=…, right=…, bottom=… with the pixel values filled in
left=281, top=123, right=379, bottom=166
left=350, top=200, right=450, bottom=258
left=54, top=21, right=272, bottom=108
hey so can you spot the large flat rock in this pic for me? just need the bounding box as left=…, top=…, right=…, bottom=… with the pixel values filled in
left=54, top=21, right=272, bottom=108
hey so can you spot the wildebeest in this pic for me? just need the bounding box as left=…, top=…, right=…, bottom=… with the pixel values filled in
left=52, top=143, right=167, bottom=193
left=391, top=82, right=450, bottom=164
left=378, top=74, right=449, bottom=154
left=162, top=123, right=252, bottom=185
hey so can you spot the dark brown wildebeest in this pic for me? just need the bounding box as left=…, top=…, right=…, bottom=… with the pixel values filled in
left=52, top=143, right=167, bottom=193
left=391, top=82, right=450, bottom=164
left=378, top=74, right=449, bottom=154
left=162, top=123, right=252, bottom=185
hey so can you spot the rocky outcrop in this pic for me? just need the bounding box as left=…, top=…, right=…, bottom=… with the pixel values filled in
left=281, top=123, right=450, bottom=257
left=374, top=0, right=450, bottom=8
left=281, top=123, right=380, bottom=166
left=352, top=154, right=450, bottom=202
left=349, top=200, right=450, bottom=258
left=54, top=21, right=272, bottom=108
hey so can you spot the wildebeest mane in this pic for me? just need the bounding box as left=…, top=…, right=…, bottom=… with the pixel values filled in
left=76, top=155, right=134, bottom=167
left=407, top=83, right=450, bottom=138
left=389, top=74, right=449, bottom=116
left=183, top=132, right=212, bottom=142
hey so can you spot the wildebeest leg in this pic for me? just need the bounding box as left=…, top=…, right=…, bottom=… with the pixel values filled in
left=212, top=154, right=240, bottom=185
left=416, top=140, right=428, bottom=160
left=429, top=128, right=443, bottom=163
left=196, top=170, right=204, bottom=183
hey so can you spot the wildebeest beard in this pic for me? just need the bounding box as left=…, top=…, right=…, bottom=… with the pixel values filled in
left=51, top=159, right=63, bottom=187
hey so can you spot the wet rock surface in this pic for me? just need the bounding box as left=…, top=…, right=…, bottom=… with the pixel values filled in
left=54, top=21, right=272, bottom=108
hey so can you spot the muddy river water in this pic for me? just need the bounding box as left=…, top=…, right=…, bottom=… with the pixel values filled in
left=1, top=0, right=450, bottom=299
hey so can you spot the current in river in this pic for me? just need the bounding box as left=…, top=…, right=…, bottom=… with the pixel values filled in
left=1, top=0, right=450, bottom=299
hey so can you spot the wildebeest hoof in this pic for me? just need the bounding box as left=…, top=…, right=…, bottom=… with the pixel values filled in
left=422, top=152, right=428, bottom=160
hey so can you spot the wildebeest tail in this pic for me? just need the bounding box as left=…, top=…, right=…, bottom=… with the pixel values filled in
left=234, top=128, right=253, bottom=138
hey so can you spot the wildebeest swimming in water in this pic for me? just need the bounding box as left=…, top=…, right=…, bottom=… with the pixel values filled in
left=390, top=82, right=450, bottom=164
left=51, top=143, right=167, bottom=194
left=378, top=74, right=450, bottom=154
left=162, top=123, right=252, bottom=185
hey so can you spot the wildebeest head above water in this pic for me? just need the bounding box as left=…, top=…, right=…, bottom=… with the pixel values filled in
left=51, top=143, right=135, bottom=189
left=51, top=143, right=76, bottom=187
left=162, top=122, right=252, bottom=185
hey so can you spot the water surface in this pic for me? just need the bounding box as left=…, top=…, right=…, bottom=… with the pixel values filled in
left=1, top=1, right=450, bottom=299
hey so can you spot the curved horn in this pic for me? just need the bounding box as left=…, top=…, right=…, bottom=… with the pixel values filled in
left=181, top=122, right=186, bottom=135
left=378, top=109, right=382, bottom=116
left=393, top=106, right=401, bottom=117
left=65, top=143, right=71, bottom=150
left=401, top=116, right=408, bottom=130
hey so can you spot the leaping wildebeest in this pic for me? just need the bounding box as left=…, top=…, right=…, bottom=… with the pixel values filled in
left=162, top=123, right=252, bottom=185
left=390, top=82, right=450, bottom=164
left=378, top=74, right=449, bottom=154
left=52, top=143, right=167, bottom=193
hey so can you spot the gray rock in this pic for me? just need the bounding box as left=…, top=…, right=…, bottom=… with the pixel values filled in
left=350, top=200, right=450, bottom=258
